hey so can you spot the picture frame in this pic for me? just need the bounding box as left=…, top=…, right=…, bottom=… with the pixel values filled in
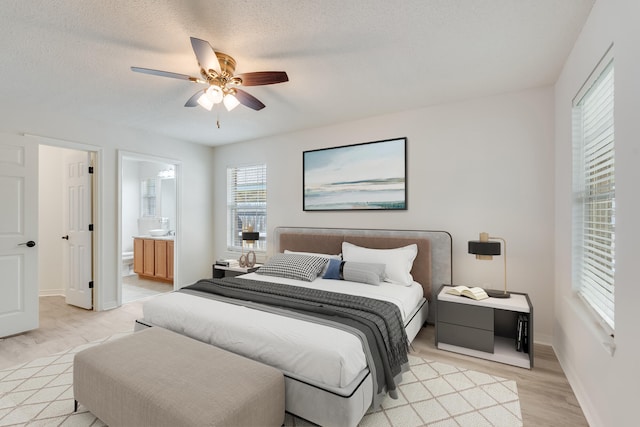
left=303, top=137, right=407, bottom=211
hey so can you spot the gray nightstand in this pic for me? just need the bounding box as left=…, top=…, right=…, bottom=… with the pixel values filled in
left=212, top=264, right=261, bottom=278
left=435, top=285, right=533, bottom=369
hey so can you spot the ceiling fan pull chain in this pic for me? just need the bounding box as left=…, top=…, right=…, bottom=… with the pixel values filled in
left=216, top=112, right=221, bottom=129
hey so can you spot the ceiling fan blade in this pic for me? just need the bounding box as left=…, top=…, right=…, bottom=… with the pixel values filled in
left=190, top=37, right=221, bottom=74
left=234, top=89, right=266, bottom=110
left=236, top=71, right=289, bottom=86
left=131, top=66, right=201, bottom=82
left=185, top=90, right=205, bottom=107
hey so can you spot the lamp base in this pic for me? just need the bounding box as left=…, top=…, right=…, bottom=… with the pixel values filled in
left=485, top=289, right=511, bottom=298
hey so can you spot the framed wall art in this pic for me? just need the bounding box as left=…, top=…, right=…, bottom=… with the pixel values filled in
left=303, top=137, right=407, bottom=211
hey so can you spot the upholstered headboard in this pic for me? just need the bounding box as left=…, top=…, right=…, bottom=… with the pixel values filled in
left=273, top=227, right=452, bottom=302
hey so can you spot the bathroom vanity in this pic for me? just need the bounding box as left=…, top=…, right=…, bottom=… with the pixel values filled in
left=133, top=236, right=174, bottom=282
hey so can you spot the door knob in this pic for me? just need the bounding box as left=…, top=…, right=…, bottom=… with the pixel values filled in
left=18, top=241, right=36, bottom=248
left=61, top=235, right=69, bottom=240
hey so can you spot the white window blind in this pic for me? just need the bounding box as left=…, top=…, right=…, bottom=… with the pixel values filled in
left=141, top=178, right=157, bottom=217
left=227, top=164, right=267, bottom=252
left=572, top=56, right=615, bottom=331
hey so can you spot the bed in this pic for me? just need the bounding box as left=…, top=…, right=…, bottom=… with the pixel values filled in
left=137, top=227, right=452, bottom=427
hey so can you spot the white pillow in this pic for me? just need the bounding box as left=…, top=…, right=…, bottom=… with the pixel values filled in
left=342, top=241, right=417, bottom=286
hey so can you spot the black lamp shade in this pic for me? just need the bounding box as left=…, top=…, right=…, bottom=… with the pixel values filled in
left=242, top=232, right=259, bottom=241
left=468, top=241, right=501, bottom=256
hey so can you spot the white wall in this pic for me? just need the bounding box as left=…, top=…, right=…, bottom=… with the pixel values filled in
left=553, top=0, right=640, bottom=426
left=0, top=109, right=215, bottom=310
left=213, top=86, right=556, bottom=344
left=121, top=158, right=140, bottom=253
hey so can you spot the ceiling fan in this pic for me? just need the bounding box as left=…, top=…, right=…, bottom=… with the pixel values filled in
left=131, top=37, right=288, bottom=113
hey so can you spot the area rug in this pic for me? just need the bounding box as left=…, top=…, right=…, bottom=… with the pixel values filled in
left=0, top=333, right=522, bottom=427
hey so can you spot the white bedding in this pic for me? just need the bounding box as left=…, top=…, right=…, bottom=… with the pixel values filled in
left=142, top=274, right=424, bottom=388
left=241, top=272, right=424, bottom=322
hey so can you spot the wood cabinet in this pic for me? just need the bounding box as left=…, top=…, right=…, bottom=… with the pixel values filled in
left=143, top=239, right=155, bottom=277
left=133, top=238, right=174, bottom=282
left=167, top=240, right=174, bottom=280
left=133, top=238, right=144, bottom=275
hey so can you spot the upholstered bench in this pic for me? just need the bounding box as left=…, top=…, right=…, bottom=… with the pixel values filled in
left=73, top=327, right=285, bottom=427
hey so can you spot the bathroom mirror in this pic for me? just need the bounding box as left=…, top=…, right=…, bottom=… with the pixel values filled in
left=135, top=163, right=176, bottom=230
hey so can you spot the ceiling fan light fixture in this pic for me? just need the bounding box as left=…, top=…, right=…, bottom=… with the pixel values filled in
left=197, top=85, right=224, bottom=111
left=223, top=94, right=240, bottom=111
left=205, top=85, right=224, bottom=104
left=196, top=92, right=214, bottom=111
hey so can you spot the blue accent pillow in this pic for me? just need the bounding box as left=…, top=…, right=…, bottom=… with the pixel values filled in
left=323, top=259, right=386, bottom=285
left=323, top=258, right=343, bottom=280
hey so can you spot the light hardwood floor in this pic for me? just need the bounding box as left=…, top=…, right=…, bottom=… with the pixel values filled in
left=412, top=327, right=588, bottom=426
left=0, top=297, right=588, bottom=426
left=0, top=296, right=144, bottom=370
left=122, top=274, right=173, bottom=303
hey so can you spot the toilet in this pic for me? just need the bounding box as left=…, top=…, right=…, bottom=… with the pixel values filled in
left=122, top=251, right=134, bottom=275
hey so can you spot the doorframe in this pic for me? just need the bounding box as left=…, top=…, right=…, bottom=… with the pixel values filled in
left=117, top=150, right=181, bottom=304
left=24, top=133, right=103, bottom=311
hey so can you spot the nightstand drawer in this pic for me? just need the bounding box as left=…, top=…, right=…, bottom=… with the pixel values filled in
left=438, top=322, right=494, bottom=353
left=439, top=300, right=493, bottom=331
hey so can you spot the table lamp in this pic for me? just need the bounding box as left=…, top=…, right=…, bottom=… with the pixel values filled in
left=468, top=232, right=510, bottom=298
left=239, top=231, right=259, bottom=268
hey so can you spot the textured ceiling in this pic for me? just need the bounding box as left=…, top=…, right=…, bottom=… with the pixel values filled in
left=0, top=0, right=594, bottom=146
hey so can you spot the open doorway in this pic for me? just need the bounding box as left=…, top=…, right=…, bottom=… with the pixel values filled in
left=39, top=145, right=94, bottom=309
left=119, top=152, right=179, bottom=304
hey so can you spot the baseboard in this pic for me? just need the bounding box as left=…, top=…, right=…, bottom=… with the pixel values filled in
left=39, top=289, right=65, bottom=297
left=533, top=332, right=552, bottom=347
left=553, top=340, right=603, bottom=427
left=101, top=300, right=119, bottom=311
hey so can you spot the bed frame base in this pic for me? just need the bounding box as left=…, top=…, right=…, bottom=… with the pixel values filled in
left=285, top=373, right=373, bottom=427
left=406, top=298, right=428, bottom=343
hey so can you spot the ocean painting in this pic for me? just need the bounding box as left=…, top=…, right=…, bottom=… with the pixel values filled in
left=303, top=138, right=407, bottom=211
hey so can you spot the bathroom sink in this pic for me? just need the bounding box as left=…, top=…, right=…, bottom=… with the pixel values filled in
left=149, top=229, right=167, bottom=237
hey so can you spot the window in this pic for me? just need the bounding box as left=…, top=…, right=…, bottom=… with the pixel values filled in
left=141, top=178, right=157, bottom=217
left=227, top=164, right=267, bottom=252
left=572, top=52, right=615, bottom=332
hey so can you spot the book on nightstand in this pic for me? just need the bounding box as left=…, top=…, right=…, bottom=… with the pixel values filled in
left=524, top=316, right=529, bottom=353
left=445, top=285, right=489, bottom=300
left=215, top=259, right=239, bottom=267
left=516, top=314, right=530, bottom=353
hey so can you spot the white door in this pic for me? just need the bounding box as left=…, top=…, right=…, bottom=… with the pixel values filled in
left=63, top=151, right=93, bottom=309
left=0, top=134, right=39, bottom=337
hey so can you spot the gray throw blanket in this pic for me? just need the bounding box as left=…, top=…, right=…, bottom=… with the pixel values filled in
left=184, top=277, right=409, bottom=396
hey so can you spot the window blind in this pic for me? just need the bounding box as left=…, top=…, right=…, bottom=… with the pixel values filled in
left=572, top=58, right=615, bottom=331
left=141, top=178, right=156, bottom=217
left=226, top=164, right=267, bottom=252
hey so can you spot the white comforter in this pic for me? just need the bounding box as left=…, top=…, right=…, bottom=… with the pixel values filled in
left=142, top=273, right=423, bottom=388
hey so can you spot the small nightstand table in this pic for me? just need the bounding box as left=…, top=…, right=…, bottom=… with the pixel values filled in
left=212, top=264, right=261, bottom=278
left=435, top=285, right=533, bottom=369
